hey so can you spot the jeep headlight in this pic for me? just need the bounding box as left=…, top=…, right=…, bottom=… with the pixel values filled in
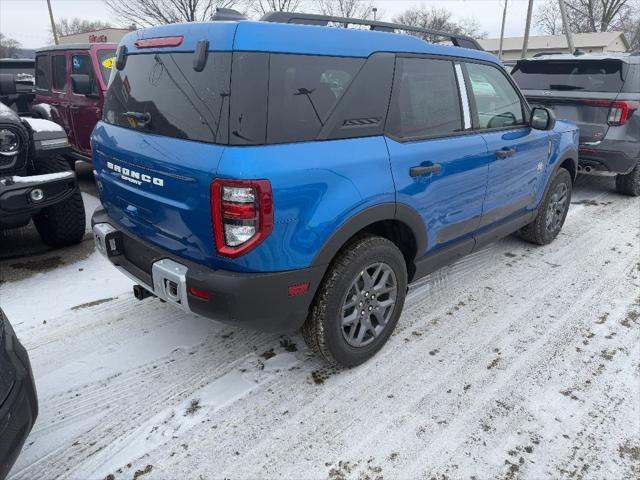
left=0, top=128, right=20, bottom=156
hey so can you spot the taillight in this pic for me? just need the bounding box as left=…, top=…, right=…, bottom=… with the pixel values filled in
left=583, top=100, right=639, bottom=126
left=134, top=36, right=184, bottom=49
left=211, top=179, right=273, bottom=258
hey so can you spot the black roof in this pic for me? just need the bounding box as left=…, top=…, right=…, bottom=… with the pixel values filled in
left=35, top=43, right=117, bottom=53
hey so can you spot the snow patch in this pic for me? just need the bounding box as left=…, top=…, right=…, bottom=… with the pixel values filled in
left=21, top=117, right=65, bottom=134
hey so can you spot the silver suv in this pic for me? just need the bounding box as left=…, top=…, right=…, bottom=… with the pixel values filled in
left=512, top=52, right=640, bottom=196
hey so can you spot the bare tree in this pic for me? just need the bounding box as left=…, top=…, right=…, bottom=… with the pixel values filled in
left=0, top=33, right=21, bottom=58
left=104, top=0, right=242, bottom=27
left=317, top=0, right=376, bottom=20
left=51, top=17, right=113, bottom=42
left=393, top=6, right=487, bottom=42
left=248, top=0, right=305, bottom=16
left=535, top=0, right=631, bottom=34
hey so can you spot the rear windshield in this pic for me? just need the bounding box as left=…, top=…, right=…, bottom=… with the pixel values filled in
left=103, top=52, right=231, bottom=144
left=103, top=51, right=366, bottom=145
left=96, top=49, right=117, bottom=85
left=511, top=60, right=625, bottom=92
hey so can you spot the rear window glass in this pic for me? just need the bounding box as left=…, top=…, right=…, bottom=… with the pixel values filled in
left=51, top=55, right=67, bottom=91
left=511, top=60, right=625, bottom=92
left=386, top=57, right=463, bottom=139
left=266, top=54, right=364, bottom=144
left=622, top=64, right=640, bottom=93
left=35, top=55, right=49, bottom=90
left=103, top=52, right=231, bottom=144
left=97, top=49, right=116, bottom=85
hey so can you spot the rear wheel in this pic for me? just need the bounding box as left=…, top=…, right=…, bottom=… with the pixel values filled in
left=519, top=168, right=572, bottom=246
left=302, top=235, right=407, bottom=367
left=32, top=156, right=86, bottom=247
left=615, top=160, right=640, bottom=197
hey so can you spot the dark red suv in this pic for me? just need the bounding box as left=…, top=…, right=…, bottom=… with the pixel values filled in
left=32, top=43, right=116, bottom=164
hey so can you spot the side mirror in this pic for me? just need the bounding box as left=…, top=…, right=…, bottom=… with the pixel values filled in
left=71, top=74, right=93, bottom=95
left=530, top=107, right=556, bottom=131
left=0, top=74, right=17, bottom=96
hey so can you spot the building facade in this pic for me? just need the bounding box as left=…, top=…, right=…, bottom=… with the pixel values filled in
left=479, top=31, right=630, bottom=60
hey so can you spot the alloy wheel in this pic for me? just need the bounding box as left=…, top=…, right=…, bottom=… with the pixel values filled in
left=341, top=262, right=398, bottom=348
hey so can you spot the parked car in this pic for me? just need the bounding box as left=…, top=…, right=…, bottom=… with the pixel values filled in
left=0, top=308, right=38, bottom=480
left=512, top=52, right=640, bottom=196
left=92, top=12, right=579, bottom=366
left=0, top=83, right=85, bottom=247
left=0, top=58, right=35, bottom=115
left=30, top=43, right=117, bottom=166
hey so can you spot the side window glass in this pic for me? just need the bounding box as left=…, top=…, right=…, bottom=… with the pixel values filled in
left=267, top=54, right=364, bottom=144
left=386, top=57, right=463, bottom=139
left=466, top=62, right=524, bottom=129
left=51, top=55, right=67, bottom=91
left=35, top=55, right=50, bottom=90
left=72, top=54, right=97, bottom=93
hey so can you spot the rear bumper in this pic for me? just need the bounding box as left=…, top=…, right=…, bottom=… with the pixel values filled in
left=91, top=207, right=325, bottom=333
left=0, top=171, right=77, bottom=227
left=0, top=311, right=38, bottom=480
left=579, top=142, right=639, bottom=175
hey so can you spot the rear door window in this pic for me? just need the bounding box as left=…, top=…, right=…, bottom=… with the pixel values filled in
left=35, top=54, right=50, bottom=91
left=103, top=52, right=231, bottom=144
left=51, top=55, right=67, bottom=91
left=511, top=60, right=625, bottom=93
left=386, top=57, right=463, bottom=139
left=266, top=54, right=364, bottom=144
left=466, top=62, right=525, bottom=129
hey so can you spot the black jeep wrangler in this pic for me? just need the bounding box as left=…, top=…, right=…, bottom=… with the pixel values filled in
left=0, top=75, right=85, bottom=247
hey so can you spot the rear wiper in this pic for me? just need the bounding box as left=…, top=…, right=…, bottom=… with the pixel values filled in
left=122, top=111, right=151, bottom=127
left=548, top=84, right=584, bottom=90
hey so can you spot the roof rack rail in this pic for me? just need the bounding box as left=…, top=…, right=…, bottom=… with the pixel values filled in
left=533, top=51, right=564, bottom=57
left=260, top=12, right=484, bottom=51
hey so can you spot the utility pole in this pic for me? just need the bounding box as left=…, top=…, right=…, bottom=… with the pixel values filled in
left=498, top=0, right=508, bottom=60
left=521, top=0, right=534, bottom=58
left=47, top=0, right=58, bottom=45
left=558, top=0, right=575, bottom=53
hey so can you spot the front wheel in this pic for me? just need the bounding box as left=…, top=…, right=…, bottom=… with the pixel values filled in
left=615, top=160, right=640, bottom=197
left=32, top=156, right=86, bottom=247
left=519, top=168, right=572, bottom=245
left=302, top=235, right=408, bottom=367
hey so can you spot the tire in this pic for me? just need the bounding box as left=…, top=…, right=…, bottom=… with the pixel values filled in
left=519, top=168, right=572, bottom=246
left=615, top=160, right=640, bottom=197
left=32, top=156, right=86, bottom=247
left=302, top=235, right=408, bottom=367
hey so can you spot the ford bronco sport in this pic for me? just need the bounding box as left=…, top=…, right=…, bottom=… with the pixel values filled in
left=31, top=43, right=117, bottom=166
left=512, top=53, right=640, bottom=196
left=92, top=12, right=579, bottom=366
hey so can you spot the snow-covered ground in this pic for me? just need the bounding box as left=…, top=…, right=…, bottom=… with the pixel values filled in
left=1, top=175, right=639, bottom=480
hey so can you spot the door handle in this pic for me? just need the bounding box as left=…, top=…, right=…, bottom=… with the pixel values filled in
left=495, top=148, right=516, bottom=159
left=410, top=164, right=442, bottom=177
left=70, top=106, right=80, bottom=110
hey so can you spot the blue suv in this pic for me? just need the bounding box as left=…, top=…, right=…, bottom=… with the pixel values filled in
left=92, top=12, right=579, bottom=366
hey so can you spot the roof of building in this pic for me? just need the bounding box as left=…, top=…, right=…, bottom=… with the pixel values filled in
left=58, top=27, right=135, bottom=38
left=479, top=31, right=630, bottom=52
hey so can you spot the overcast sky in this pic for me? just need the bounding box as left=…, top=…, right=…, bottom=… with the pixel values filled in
left=1, top=0, right=549, bottom=49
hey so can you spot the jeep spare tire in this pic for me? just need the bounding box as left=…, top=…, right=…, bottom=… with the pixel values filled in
left=32, top=156, right=86, bottom=247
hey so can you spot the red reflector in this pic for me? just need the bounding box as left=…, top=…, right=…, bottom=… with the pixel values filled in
left=288, top=282, right=310, bottom=297
left=188, top=287, right=210, bottom=300
left=579, top=148, right=596, bottom=154
left=135, top=36, right=184, bottom=49
left=222, top=201, right=256, bottom=220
